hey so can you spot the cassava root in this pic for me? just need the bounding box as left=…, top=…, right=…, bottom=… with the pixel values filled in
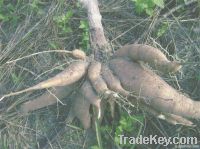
left=2, top=43, right=199, bottom=129
left=88, top=61, right=109, bottom=94
left=0, top=61, right=89, bottom=101
left=80, top=80, right=101, bottom=109
left=102, top=65, right=129, bottom=96
left=70, top=93, right=91, bottom=129
left=72, top=49, right=86, bottom=60
left=114, top=44, right=182, bottom=73
left=109, top=58, right=200, bottom=119
left=20, top=83, right=78, bottom=113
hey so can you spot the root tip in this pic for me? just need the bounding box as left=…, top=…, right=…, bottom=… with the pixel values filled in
left=72, top=49, right=86, bottom=60
left=0, top=96, right=5, bottom=101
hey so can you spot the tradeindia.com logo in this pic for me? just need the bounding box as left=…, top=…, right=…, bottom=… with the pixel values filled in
left=119, top=135, right=198, bottom=147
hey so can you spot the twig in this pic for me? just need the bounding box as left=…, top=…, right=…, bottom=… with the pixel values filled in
left=15, top=64, right=38, bottom=77
left=163, top=0, right=198, bottom=18
left=6, top=50, right=73, bottom=64
left=46, top=89, right=66, bottom=105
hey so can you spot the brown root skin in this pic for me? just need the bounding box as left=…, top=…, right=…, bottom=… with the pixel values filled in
left=20, top=83, right=77, bottom=113
left=113, top=44, right=182, bottom=73
left=102, top=65, right=129, bottom=96
left=108, top=96, right=116, bottom=118
left=0, top=61, right=89, bottom=101
left=80, top=80, right=101, bottom=108
left=109, top=58, right=200, bottom=119
left=71, top=93, right=91, bottom=129
left=33, top=61, right=89, bottom=87
left=72, top=49, right=86, bottom=60
left=139, top=102, right=194, bottom=126
left=162, top=113, right=194, bottom=126
left=88, top=61, right=108, bottom=94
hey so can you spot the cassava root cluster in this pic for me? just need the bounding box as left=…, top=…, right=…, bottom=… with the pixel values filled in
left=1, top=44, right=200, bottom=128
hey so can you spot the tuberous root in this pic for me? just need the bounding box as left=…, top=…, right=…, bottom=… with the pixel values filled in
left=70, top=93, right=91, bottom=129
left=113, top=44, right=182, bottom=73
left=71, top=60, right=131, bottom=127
left=80, top=80, right=101, bottom=110
left=0, top=60, right=89, bottom=101
left=88, top=61, right=109, bottom=94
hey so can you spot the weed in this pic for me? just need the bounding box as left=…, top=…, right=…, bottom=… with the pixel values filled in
left=156, top=22, right=169, bottom=38
left=114, top=112, right=144, bottom=148
left=0, top=0, right=20, bottom=23
left=11, top=73, right=22, bottom=84
left=48, top=40, right=60, bottom=49
left=100, top=112, right=144, bottom=148
left=29, top=0, right=40, bottom=11
left=28, top=0, right=45, bottom=15
left=79, top=20, right=90, bottom=53
left=53, top=10, right=73, bottom=34
left=131, top=0, right=164, bottom=16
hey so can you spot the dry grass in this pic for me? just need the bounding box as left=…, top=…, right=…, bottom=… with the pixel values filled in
left=0, top=0, right=199, bottom=148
